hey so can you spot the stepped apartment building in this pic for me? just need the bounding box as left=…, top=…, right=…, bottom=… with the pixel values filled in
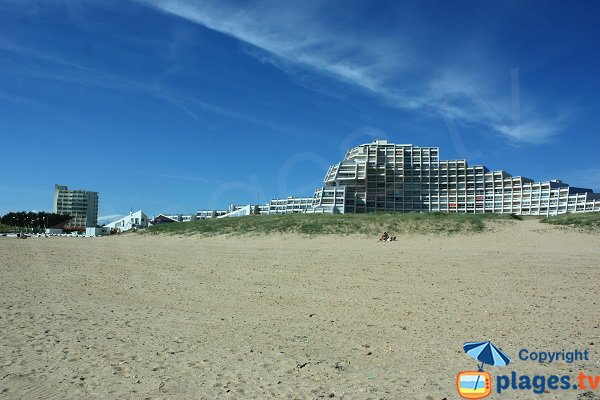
left=310, top=140, right=600, bottom=216
left=266, top=197, right=314, bottom=214
left=53, top=184, right=99, bottom=229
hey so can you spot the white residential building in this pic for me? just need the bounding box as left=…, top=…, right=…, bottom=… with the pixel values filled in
left=264, top=197, right=314, bottom=214
left=196, top=210, right=228, bottom=219
left=85, top=227, right=110, bottom=236
left=163, top=214, right=197, bottom=222
left=311, top=140, right=600, bottom=215
left=105, top=210, right=149, bottom=232
left=53, top=184, right=99, bottom=228
left=218, top=205, right=254, bottom=218
left=194, top=139, right=600, bottom=218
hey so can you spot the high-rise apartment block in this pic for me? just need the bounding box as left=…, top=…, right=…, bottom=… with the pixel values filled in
left=53, top=184, right=99, bottom=228
left=310, top=140, right=600, bottom=215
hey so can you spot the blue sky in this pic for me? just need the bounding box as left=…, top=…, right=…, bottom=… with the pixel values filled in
left=1, top=0, right=599, bottom=221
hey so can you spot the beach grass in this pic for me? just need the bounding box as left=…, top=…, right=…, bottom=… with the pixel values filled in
left=0, top=224, right=20, bottom=233
left=540, top=212, right=600, bottom=231
left=142, top=212, right=520, bottom=237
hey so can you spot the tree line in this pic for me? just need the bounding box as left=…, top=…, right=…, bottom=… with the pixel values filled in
left=1, top=211, right=72, bottom=230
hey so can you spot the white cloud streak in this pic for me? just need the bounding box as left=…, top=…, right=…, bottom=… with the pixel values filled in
left=136, top=0, right=565, bottom=144
left=0, top=37, right=306, bottom=138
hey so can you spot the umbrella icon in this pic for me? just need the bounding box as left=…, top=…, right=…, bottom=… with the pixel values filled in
left=464, top=341, right=511, bottom=370
left=463, top=341, right=511, bottom=395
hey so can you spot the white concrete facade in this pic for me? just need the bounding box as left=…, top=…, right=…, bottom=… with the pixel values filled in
left=85, top=227, right=110, bottom=236
left=312, top=140, right=600, bottom=215
left=105, top=210, right=149, bottom=232
left=264, top=197, right=315, bottom=214
left=218, top=205, right=253, bottom=218
left=164, top=214, right=196, bottom=222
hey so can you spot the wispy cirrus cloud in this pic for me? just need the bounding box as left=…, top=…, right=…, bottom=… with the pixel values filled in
left=135, top=0, right=566, bottom=144
left=0, top=36, right=306, bottom=138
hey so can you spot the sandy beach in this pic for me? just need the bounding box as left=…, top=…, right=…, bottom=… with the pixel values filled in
left=1, top=220, right=599, bottom=399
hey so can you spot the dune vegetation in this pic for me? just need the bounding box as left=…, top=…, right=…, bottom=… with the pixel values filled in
left=540, top=211, right=600, bottom=231
left=142, top=212, right=528, bottom=237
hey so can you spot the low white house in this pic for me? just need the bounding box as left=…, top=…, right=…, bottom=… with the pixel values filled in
left=105, top=210, right=149, bottom=232
left=163, top=214, right=196, bottom=222
left=218, top=205, right=253, bottom=218
left=85, top=227, right=110, bottom=236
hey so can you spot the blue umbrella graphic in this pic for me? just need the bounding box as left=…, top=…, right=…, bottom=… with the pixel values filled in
left=463, top=341, right=511, bottom=393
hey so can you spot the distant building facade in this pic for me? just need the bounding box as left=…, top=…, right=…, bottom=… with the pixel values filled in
left=85, top=227, right=110, bottom=236
left=105, top=210, right=149, bottom=232
left=196, top=205, right=252, bottom=219
left=311, top=140, right=600, bottom=215
left=53, top=184, right=99, bottom=229
left=265, top=197, right=314, bottom=214
left=151, top=214, right=179, bottom=224
left=164, top=214, right=197, bottom=222
left=193, top=140, right=599, bottom=218
left=196, top=210, right=228, bottom=219
left=218, top=205, right=254, bottom=218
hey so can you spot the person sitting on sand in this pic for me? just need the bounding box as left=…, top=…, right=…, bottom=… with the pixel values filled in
left=379, top=231, right=397, bottom=242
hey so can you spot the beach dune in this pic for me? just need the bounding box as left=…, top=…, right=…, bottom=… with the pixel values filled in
left=1, top=220, right=598, bottom=399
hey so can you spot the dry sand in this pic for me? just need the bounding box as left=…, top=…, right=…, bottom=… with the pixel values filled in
left=1, top=220, right=599, bottom=399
